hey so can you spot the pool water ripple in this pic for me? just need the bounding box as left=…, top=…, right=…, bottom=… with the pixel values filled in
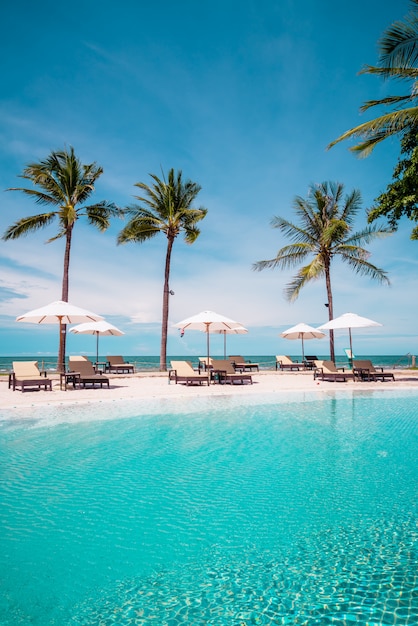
left=70, top=515, right=417, bottom=625
left=0, top=391, right=416, bottom=624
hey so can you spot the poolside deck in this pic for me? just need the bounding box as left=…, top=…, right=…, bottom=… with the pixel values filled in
left=1, top=368, right=417, bottom=412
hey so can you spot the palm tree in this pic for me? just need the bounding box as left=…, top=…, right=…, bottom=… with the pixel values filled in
left=328, top=0, right=418, bottom=156
left=253, top=182, right=390, bottom=362
left=2, top=146, right=121, bottom=372
left=117, top=168, right=207, bottom=371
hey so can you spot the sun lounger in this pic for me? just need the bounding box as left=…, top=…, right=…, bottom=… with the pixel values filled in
left=353, top=359, right=395, bottom=382
left=198, top=357, right=212, bottom=372
left=275, top=355, right=302, bottom=371
left=169, top=361, right=209, bottom=385
left=228, top=355, right=259, bottom=372
left=303, top=355, right=318, bottom=370
left=313, top=360, right=353, bottom=382
left=69, top=356, right=110, bottom=388
left=209, top=359, right=253, bottom=384
left=10, top=361, right=52, bottom=392
left=106, top=355, right=135, bottom=374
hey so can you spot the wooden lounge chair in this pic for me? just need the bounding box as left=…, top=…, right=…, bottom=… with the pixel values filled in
left=10, top=361, right=52, bottom=392
left=106, top=355, right=135, bottom=374
left=228, top=355, right=259, bottom=372
left=303, top=355, right=318, bottom=370
left=313, top=360, right=353, bottom=382
left=198, top=357, right=212, bottom=372
left=209, top=359, right=253, bottom=384
left=69, top=356, right=110, bottom=388
left=353, top=359, right=395, bottom=382
left=275, top=355, right=302, bottom=371
left=169, top=361, right=209, bottom=385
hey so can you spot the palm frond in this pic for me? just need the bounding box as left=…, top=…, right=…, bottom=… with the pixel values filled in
left=7, top=187, right=61, bottom=206
left=84, top=202, right=123, bottom=231
left=328, top=107, right=418, bottom=156
left=341, top=223, right=393, bottom=246
left=183, top=206, right=208, bottom=220
left=46, top=229, right=68, bottom=243
left=328, top=2, right=418, bottom=157
left=125, top=204, right=162, bottom=221
left=20, top=165, right=66, bottom=205
left=134, top=185, right=168, bottom=217
left=117, top=219, right=161, bottom=244
left=340, top=255, right=391, bottom=285
left=253, top=243, right=312, bottom=272
left=360, top=66, right=418, bottom=81
left=183, top=225, right=201, bottom=244
left=359, top=93, right=415, bottom=112
left=271, top=215, right=318, bottom=244
left=338, top=187, right=362, bottom=225
left=2, top=213, right=56, bottom=240
left=85, top=211, right=110, bottom=232
left=337, top=245, right=370, bottom=262
left=322, top=219, right=350, bottom=246
left=285, top=258, right=325, bottom=301
left=105, top=202, right=125, bottom=218
left=292, top=195, right=324, bottom=235
left=180, top=208, right=208, bottom=230
left=377, top=14, right=418, bottom=69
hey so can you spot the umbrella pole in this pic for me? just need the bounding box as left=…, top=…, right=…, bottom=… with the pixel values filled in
left=301, top=335, right=305, bottom=362
left=96, top=332, right=99, bottom=367
left=206, top=324, right=211, bottom=384
left=58, top=316, right=65, bottom=374
left=224, top=331, right=226, bottom=359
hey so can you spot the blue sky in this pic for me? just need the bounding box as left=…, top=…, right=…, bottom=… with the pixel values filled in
left=1, top=0, right=416, bottom=359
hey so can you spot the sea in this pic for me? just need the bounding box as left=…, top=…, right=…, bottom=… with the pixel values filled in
left=0, top=354, right=414, bottom=373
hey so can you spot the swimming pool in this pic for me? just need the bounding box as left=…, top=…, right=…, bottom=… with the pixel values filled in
left=0, top=390, right=416, bottom=625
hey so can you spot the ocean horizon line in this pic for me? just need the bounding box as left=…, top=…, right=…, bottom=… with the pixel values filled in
left=0, top=354, right=415, bottom=372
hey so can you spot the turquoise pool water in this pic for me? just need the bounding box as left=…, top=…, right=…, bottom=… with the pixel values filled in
left=0, top=390, right=416, bottom=625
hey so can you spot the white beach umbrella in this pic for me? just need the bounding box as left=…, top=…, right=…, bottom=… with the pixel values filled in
left=318, top=312, right=382, bottom=358
left=173, top=310, right=244, bottom=380
left=69, top=320, right=124, bottom=365
left=16, top=300, right=104, bottom=372
left=207, top=325, right=248, bottom=359
left=280, top=322, right=325, bottom=361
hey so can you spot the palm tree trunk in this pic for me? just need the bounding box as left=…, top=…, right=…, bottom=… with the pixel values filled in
left=160, top=237, right=174, bottom=371
left=325, top=263, right=335, bottom=363
left=58, top=229, right=72, bottom=373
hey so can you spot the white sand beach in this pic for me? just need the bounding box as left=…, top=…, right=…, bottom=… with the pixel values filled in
left=2, top=368, right=418, bottom=411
